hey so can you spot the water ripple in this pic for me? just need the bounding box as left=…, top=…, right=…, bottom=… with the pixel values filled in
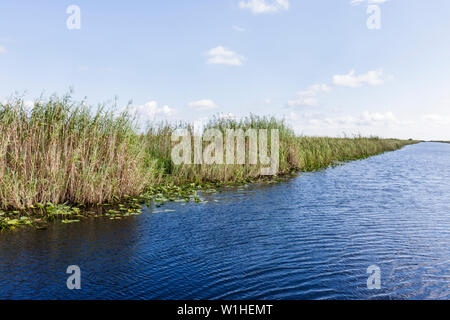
left=0, top=142, right=449, bottom=299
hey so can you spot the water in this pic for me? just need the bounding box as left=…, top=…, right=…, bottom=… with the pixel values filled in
left=0, top=142, right=449, bottom=300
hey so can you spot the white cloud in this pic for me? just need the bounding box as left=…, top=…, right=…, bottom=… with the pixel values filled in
left=333, top=69, right=386, bottom=88
left=232, top=25, right=246, bottom=32
left=218, top=112, right=236, bottom=120
left=298, top=84, right=331, bottom=97
left=192, top=113, right=236, bottom=135
left=287, top=84, right=331, bottom=107
left=351, top=0, right=388, bottom=5
left=23, top=100, right=35, bottom=111
left=306, top=111, right=404, bottom=128
left=355, top=111, right=401, bottom=126
left=288, top=111, right=297, bottom=121
left=206, top=46, right=245, bottom=66
left=423, top=114, right=450, bottom=126
left=288, top=97, right=319, bottom=107
left=0, top=46, right=7, bottom=54
left=0, top=98, right=33, bottom=108
left=188, top=99, right=220, bottom=110
left=238, top=0, right=290, bottom=14
left=124, top=101, right=175, bottom=125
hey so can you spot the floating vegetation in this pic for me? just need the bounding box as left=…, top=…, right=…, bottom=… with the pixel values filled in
left=61, top=219, right=80, bottom=224
left=0, top=177, right=227, bottom=231
left=0, top=94, right=419, bottom=232
left=0, top=216, right=34, bottom=231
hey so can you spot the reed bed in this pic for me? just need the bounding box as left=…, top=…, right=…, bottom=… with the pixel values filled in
left=0, top=96, right=417, bottom=210
left=0, top=95, right=154, bottom=210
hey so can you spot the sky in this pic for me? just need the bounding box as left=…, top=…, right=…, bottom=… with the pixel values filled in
left=0, top=0, right=449, bottom=140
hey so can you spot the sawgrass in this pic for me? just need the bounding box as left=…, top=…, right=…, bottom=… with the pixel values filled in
left=0, top=95, right=418, bottom=210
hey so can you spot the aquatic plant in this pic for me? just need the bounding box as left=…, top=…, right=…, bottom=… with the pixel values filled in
left=0, top=94, right=418, bottom=217
left=0, top=94, right=153, bottom=210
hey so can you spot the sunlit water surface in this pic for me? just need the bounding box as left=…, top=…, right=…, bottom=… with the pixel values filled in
left=0, top=142, right=449, bottom=299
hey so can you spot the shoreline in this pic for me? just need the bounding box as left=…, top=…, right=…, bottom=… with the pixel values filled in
left=0, top=95, right=420, bottom=231
left=0, top=141, right=419, bottom=232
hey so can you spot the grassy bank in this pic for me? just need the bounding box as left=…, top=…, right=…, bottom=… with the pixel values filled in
left=0, top=95, right=418, bottom=228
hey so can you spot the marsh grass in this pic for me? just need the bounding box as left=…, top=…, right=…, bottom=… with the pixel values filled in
left=0, top=95, right=417, bottom=212
left=0, top=95, right=153, bottom=210
left=142, top=116, right=414, bottom=183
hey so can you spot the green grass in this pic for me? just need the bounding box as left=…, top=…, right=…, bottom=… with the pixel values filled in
left=0, top=95, right=418, bottom=215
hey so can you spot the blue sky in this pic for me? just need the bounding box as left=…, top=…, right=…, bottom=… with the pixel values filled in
left=1, top=0, right=449, bottom=139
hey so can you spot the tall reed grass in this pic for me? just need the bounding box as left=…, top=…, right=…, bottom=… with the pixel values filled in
left=0, top=95, right=417, bottom=210
left=0, top=95, right=154, bottom=209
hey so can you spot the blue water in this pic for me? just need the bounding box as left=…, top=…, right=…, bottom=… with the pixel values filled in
left=0, top=142, right=449, bottom=299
